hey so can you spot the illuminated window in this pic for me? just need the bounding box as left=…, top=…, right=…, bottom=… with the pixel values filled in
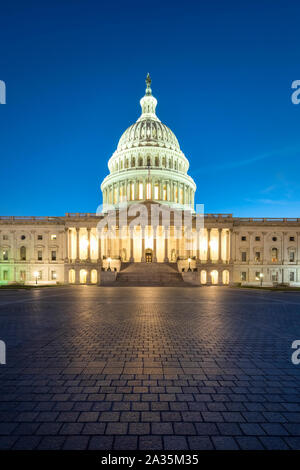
left=155, top=157, right=159, bottom=167
left=38, top=250, right=42, bottom=261
left=154, top=185, right=159, bottom=199
left=139, top=183, right=143, bottom=199
left=2, top=250, right=8, bottom=261
left=20, top=271, right=26, bottom=281
left=241, top=272, right=246, bottom=281
left=51, top=234, right=57, bottom=240
left=51, top=271, right=57, bottom=280
left=146, top=182, right=151, bottom=199
left=271, top=248, right=278, bottom=262
left=3, top=271, right=8, bottom=281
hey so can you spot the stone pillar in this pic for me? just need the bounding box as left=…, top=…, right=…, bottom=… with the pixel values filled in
left=76, top=228, right=80, bottom=261
left=87, top=228, right=91, bottom=261
left=153, top=226, right=157, bottom=262
left=68, top=229, right=72, bottom=261
left=98, top=230, right=102, bottom=263
left=64, top=228, right=68, bottom=262
left=297, top=231, right=300, bottom=264
left=141, top=226, right=145, bottom=262
left=206, top=269, right=212, bottom=285
left=129, top=227, right=134, bottom=262
left=196, top=228, right=200, bottom=261
left=176, top=227, right=180, bottom=259
left=207, top=228, right=211, bottom=262
left=164, top=226, right=169, bottom=262
left=226, top=229, right=230, bottom=263
left=229, top=229, right=233, bottom=263
left=218, top=228, right=222, bottom=263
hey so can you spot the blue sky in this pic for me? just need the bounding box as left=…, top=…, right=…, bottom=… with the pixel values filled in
left=0, top=0, right=300, bottom=217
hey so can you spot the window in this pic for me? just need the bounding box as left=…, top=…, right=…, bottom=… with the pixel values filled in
left=241, top=236, right=247, bottom=241
left=51, top=251, right=56, bottom=261
left=272, top=236, right=277, bottom=242
left=289, top=251, right=295, bottom=262
left=155, top=157, right=159, bottom=167
left=20, top=271, right=26, bottom=281
left=147, top=157, right=151, bottom=166
left=154, top=184, right=159, bottom=199
left=271, top=272, right=278, bottom=282
left=290, top=236, right=295, bottom=242
left=290, top=271, right=295, bottom=282
left=2, top=250, right=8, bottom=261
left=139, top=182, right=143, bottom=199
left=38, top=250, right=43, bottom=261
left=20, top=246, right=26, bottom=261
left=146, top=182, right=151, bottom=199
left=241, top=252, right=247, bottom=262
left=51, top=234, right=57, bottom=240
left=38, top=271, right=42, bottom=280
left=3, top=235, right=8, bottom=240
left=21, top=235, right=26, bottom=240
left=255, top=252, right=261, bottom=262
left=51, top=271, right=57, bottom=280
left=3, top=271, right=8, bottom=281
left=241, top=272, right=246, bottom=281
left=255, top=271, right=260, bottom=280
left=38, top=235, right=43, bottom=240
left=271, top=248, right=278, bottom=262
left=255, top=236, right=260, bottom=241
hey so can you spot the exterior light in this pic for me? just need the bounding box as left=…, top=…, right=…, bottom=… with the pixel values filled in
left=259, top=272, right=264, bottom=287
left=33, top=271, right=39, bottom=285
left=107, top=257, right=112, bottom=271
left=188, top=257, right=192, bottom=272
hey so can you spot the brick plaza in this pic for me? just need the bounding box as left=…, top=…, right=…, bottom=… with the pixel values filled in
left=0, top=286, right=300, bottom=450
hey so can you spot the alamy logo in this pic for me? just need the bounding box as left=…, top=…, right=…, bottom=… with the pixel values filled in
left=291, top=80, right=300, bottom=104
left=291, top=340, right=300, bottom=365
left=0, top=80, right=6, bottom=104
left=0, top=340, right=6, bottom=364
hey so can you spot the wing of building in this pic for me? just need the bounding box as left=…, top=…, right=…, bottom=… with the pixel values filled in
left=1, top=75, right=300, bottom=286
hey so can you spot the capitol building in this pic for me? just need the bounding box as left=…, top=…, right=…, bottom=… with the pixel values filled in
left=1, top=75, right=300, bottom=287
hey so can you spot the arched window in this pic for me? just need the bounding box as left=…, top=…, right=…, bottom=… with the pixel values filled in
left=271, top=248, right=278, bottom=262
left=138, top=157, right=143, bottom=167
left=155, top=157, right=159, bottom=167
left=147, top=156, right=151, bottom=166
left=69, top=269, right=75, bottom=284
left=20, top=246, right=26, bottom=261
left=131, top=157, right=135, bottom=167
left=162, top=157, right=166, bottom=167
left=125, top=159, right=129, bottom=168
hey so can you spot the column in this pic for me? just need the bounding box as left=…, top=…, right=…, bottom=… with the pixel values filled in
left=119, top=226, right=123, bottom=259
left=226, top=229, right=230, bottom=263
left=68, top=229, right=72, bottom=261
left=98, top=230, right=102, bottom=263
left=141, top=226, right=145, bottom=262
left=164, top=226, right=169, bottom=262
left=87, top=228, right=91, bottom=261
left=229, top=229, right=233, bottom=263
left=207, top=228, right=211, bottom=262
left=196, top=228, right=200, bottom=261
left=206, top=269, right=212, bottom=285
left=153, top=226, right=157, bottom=262
left=76, top=228, right=80, bottom=261
left=218, top=228, right=222, bottom=263
left=176, top=227, right=180, bottom=258
left=129, top=227, right=134, bottom=262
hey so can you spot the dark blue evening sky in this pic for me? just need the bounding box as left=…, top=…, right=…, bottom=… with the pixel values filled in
left=1, top=0, right=300, bottom=217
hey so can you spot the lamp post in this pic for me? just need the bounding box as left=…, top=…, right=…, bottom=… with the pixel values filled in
left=188, top=257, right=191, bottom=272
left=34, top=271, right=39, bottom=285
left=107, top=257, right=111, bottom=272
left=260, top=272, right=264, bottom=287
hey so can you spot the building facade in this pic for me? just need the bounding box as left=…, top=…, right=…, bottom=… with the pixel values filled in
left=1, top=75, right=300, bottom=286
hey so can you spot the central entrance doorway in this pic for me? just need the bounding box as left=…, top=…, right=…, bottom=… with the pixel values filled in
left=145, top=249, right=153, bottom=263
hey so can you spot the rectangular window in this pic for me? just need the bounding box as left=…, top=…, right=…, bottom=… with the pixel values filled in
left=2, top=250, right=8, bottom=261
left=271, top=272, right=278, bottom=282
left=255, top=252, right=260, bottom=261
left=38, top=250, right=43, bottom=261
left=241, top=236, right=247, bottom=241
left=241, top=252, right=247, bottom=262
left=255, top=236, right=260, bottom=241
left=255, top=271, right=261, bottom=280
left=51, top=234, right=57, bottom=240
left=290, top=271, right=295, bottom=282
left=139, top=183, right=143, bottom=199
left=3, top=235, right=8, bottom=240
left=3, top=271, right=8, bottom=281
left=51, top=271, right=57, bottom=280
left=20, top=271, right=26, bottom=281
left=38, top=235, right=43, bottom=240
left=51, top=251, right=56, bottom=261
left=290, top=236, right=295, bottom=242
left=289, top=251, right=295, bottom=262
left=241, top=272, right=246, bottom=281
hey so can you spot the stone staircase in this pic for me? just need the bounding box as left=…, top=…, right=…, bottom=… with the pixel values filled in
left=113, top=262, right=187, bottom=286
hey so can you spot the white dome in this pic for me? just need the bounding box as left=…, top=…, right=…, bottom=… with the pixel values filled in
left=117, top=119, right=180, bottom=152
